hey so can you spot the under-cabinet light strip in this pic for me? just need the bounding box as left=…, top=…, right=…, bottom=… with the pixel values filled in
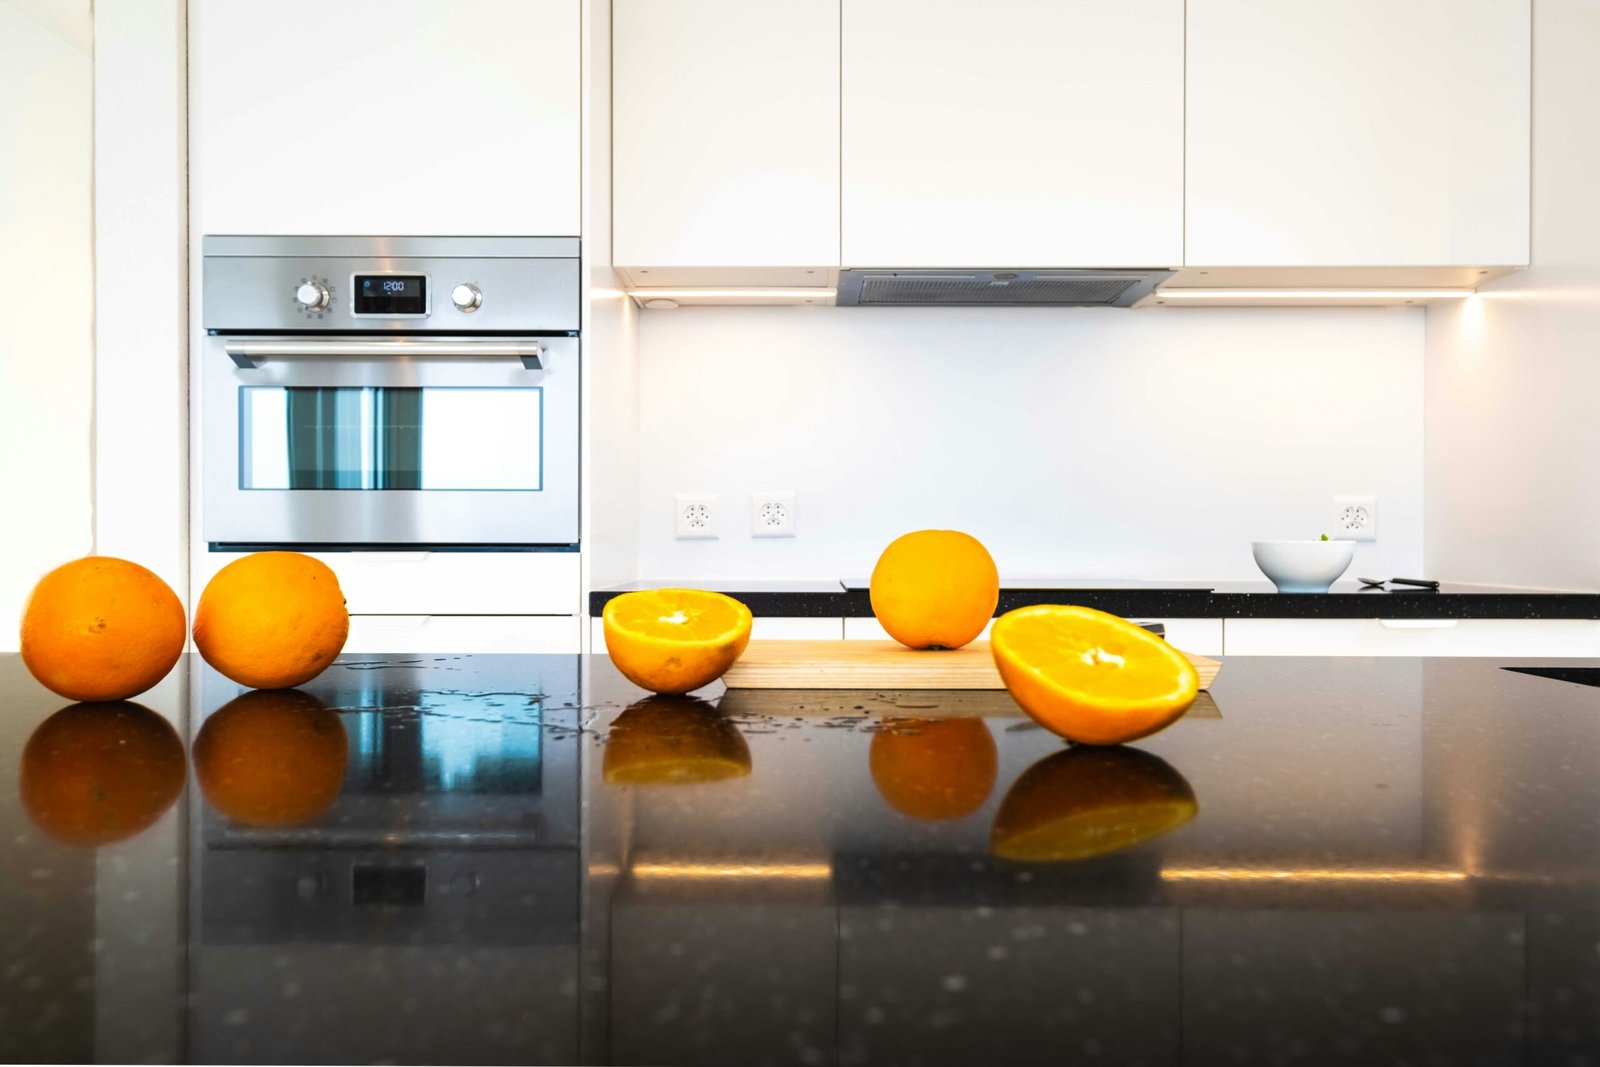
left=625, top=288, right=835, bottom=299
left=1155, top=288, right=1475, bottom=300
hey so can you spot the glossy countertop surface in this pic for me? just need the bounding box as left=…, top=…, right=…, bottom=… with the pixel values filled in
left=591, top=577, right=1600, bottom=619
left=4, top=652, right=1600, bottom=1064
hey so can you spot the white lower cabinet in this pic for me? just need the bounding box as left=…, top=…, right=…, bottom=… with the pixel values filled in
left=1223, top=619, right=1600, bottom=657
left=345, top=615, right=580, bottom=654
left=844, top=616, right=1223, bottom=655
left=197, top=551, right=580, bottom=616
left=1145, top=619, right=1224, bottom=657
left=845, top=617, right=981, bottom=642
left=197, top=550, right=582, bottom=654
left=588, top=615, right=843, bottom=651
left=746, top=617, right=845, bottom=641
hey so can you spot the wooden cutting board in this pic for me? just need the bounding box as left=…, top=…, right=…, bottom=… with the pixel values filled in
left=722, top=640, right=1220, bottom=691
left=716, top=687, right=1221, bottom=721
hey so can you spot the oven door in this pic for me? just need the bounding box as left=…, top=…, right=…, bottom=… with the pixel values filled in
left=202, top=335, right=578, bottom=546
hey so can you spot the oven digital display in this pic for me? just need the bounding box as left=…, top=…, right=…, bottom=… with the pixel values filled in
left=353, top=274, right=427, bottom=315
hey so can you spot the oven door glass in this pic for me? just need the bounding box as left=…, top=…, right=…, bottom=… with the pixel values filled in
left=239, top=386, right=542, bottom=491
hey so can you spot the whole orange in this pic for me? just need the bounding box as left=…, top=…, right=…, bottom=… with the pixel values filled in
left=20, top=556, right=187, bottom=702
left=191, top=689, right=349, bottom=827
left=193, top=552, right=348, bottom=689
left=869, top=530, right=999, bottom=650
left=20, top=702, right=187, bottom=847
left=869, top=716, right=998, bottom=820
left=602, top=588, right=753, bottom=694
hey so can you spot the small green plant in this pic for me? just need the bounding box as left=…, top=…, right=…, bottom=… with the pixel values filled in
left=1319, top=533, right=1330, bottom=541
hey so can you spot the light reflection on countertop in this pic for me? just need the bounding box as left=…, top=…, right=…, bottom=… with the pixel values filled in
left=3, top=652, right=1600, bottom=1064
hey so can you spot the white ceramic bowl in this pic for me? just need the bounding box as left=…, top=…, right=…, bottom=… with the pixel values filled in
left=1251, top=540, right=1356, bottom=594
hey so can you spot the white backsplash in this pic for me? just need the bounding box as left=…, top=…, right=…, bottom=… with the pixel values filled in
left=634, top=304, right=1425, bottom=582
left=1423, top=0, right=1600, bottom=593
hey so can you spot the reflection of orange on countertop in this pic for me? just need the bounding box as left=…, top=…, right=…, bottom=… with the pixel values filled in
left=870, top=717, right=998, bottom=821
left=603, top=696, right=753, bottom=785
left=192, top=688, right=349, bottom=827
left=990, top=745, right=1197, bottom=863
left=20, top=701, right=187, bottom=847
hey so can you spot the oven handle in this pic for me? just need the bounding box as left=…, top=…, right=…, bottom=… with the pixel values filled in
left=223, top=338, right=545, bottom=370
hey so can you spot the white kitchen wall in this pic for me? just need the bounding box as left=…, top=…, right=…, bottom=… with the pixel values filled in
left=635, top=306, right=1424, bottom=581
left=97, top=0, right=188, bottom=606
left=1424, top=0, right=1600, bottom=591
left=581, top=0, right=641, bottom=597
left=0, top=1, right=93, bottom=650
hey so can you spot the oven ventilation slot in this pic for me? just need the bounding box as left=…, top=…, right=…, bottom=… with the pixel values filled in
left=224, top=338, right=545, bottom=370
left=835, top=268, right=1173, bottom=307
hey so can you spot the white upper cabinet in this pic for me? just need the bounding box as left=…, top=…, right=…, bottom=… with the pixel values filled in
left=612, top=0, right=840, bottom=277
left=1186, top=0, right=1531, bottom=267
left=840, top=0, right=1184, bottom=269
left=191, top=1, right=580, bottom=237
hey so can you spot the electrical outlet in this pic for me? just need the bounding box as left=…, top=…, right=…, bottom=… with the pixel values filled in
left=752, top=491, right=797, bottom=537
left=1331, top=495, right=1377, bottom=541
left=675, top=493, right=718, bottom=539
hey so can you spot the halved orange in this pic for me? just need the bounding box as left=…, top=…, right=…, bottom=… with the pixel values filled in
left=991, top=746, right=1197, bottom=862
left=990, top=605, right=1198, bottom=745
left=602, top=589, right=753, bottom=694
left=603, top=696, right=752, bottom=785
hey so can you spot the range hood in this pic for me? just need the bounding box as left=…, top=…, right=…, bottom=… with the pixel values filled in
left=836, top=268, right=1174, bottom=308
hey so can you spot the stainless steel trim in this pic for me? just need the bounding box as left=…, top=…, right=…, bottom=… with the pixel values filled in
left=348, top=271, right=433, bottom=319
left=224, top=338, right=545, bottom=370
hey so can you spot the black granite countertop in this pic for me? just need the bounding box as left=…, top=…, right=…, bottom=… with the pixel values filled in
left=591, top=578, right=1600, bottom=620
left=5, top=652, right=1600, bottom=1064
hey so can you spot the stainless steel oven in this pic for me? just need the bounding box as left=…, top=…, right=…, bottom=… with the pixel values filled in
left=201, top=236, right=579, bottom=548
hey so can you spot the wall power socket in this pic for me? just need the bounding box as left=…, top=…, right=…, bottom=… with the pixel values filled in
left=675, top=493, right=718, bottom=539
left=751, top=491, right=796, bottom=537
left=1331, top=495, right=1377, bottom=541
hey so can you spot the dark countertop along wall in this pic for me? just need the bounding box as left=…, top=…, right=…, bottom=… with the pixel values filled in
left=4, top=652, right=1600, bottom=1063
left=591, top=579, right=1600, bottom=620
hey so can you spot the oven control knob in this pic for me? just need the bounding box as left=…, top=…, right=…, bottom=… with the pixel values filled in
left=295, top=281, right=330, bottom=311
left=451, top=282, right=483, bottom=312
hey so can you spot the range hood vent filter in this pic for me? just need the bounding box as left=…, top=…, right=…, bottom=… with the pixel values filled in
left=836, top=268, right=1173, bottom=308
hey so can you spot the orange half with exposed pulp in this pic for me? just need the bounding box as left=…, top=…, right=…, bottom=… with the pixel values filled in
left=990, top=605, right=1198, bottom=745
left=603, top=589, right=753, bottom=694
